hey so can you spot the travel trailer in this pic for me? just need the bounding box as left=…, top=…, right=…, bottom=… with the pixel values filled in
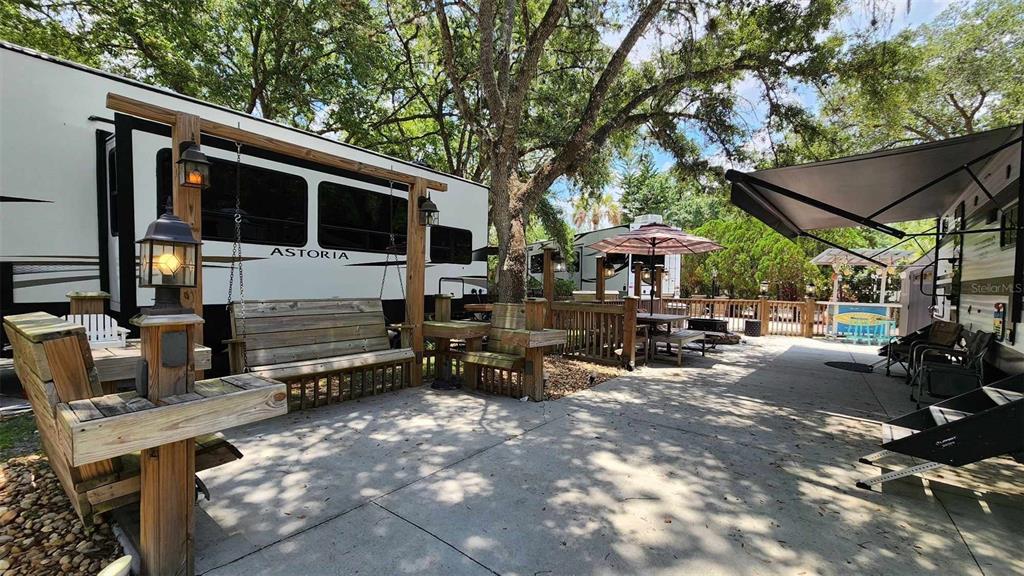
left=0, top=43, right=489, bottom=371
left=527, top=215, right=682, bottom=298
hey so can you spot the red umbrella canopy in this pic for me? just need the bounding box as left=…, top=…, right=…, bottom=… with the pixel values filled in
left=587, top=223, right=722, bottom=255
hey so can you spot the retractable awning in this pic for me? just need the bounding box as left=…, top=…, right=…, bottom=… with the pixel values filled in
left=726, top=125, right=1021, bottom=239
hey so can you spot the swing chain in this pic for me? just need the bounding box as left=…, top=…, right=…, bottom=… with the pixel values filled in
left=226, top=138, right=248, bottom=371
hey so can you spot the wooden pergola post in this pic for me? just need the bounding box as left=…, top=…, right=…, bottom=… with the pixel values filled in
left=406, top=178, right=427, bottom=386
left=67, top=291, right=109, bottom=315
left=132, top=312, right=204, bottom=576
left=595, top=256, right=606, bottom=303
left=622, top=296, right=638, bottom=369
left=171, top=113, right=204, bottom=378
left=524, top=298, right=547, bottom=400
left=632, top=262, right=644, bottom=298
left=542, top=246, right=557, bottom=327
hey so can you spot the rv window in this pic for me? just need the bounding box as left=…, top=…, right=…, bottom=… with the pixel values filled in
left=157, top=149, right=307, bottom=246
left=529, top=253, right=544, bottom=274
left=318, top=181, right=407, bottom=253
left=1001, top=207, right=1018, bottom=250
left=107, top=149, right=118, bottom=236
left=430, top=226, right=472, bottom=264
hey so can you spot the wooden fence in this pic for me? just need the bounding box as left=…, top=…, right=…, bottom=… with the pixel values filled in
left=548, top=300, right=637, bottom=365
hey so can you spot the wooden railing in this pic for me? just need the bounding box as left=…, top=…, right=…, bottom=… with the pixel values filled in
left=548, top=300, right=637, bottom=365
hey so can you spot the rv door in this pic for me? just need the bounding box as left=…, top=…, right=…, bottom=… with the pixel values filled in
left=104, top=135, right=121, bottom=311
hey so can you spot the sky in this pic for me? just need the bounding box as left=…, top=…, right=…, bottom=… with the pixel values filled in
left=555, top=0, right=964, bottom=231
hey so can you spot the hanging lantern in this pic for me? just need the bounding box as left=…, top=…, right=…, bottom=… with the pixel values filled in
left=641, top=267, right=652, bottom=284
left=176, top=141, right=211, bottom=190
left=603, top=259, right=616, bottom=278
left=137, top=205, right=199, bottom=313
left=759, top=280, right=769, bottom=296
left=418, top=194, right=440, bottom=226
left=806, top=282, right=816, bottom=296
left=551, top=250, right=566, bottom=273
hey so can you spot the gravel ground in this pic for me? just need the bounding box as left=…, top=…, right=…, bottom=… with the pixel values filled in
left=0, top=455, right=122, bottom=575
left=543, top=356, right=625, bottom=400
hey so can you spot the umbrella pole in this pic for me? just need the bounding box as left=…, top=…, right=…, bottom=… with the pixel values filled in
left=649, top=245, right=655, bottom=316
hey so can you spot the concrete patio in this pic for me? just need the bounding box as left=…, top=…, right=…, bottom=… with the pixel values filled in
left=193, top=337, right=1023, bottom=575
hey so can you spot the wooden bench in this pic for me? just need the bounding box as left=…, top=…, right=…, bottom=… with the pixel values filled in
left=460, top=300, right=565, bottom=400
left=651, top=329, right=726, bottom=365
left=2, top=312, right=245, bottom=524
left=227, top=298, right=415, bottom=410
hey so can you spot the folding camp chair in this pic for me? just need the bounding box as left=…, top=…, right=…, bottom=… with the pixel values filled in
left=880, top=320, right=961, bottom=379
left=910, top=330, right=993, bottom=407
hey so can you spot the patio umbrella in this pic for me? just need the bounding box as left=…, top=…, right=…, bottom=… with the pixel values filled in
left=587, top=223, right=723, bottom=315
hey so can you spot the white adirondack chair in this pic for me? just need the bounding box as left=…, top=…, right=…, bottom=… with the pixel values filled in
left=63, top=314, right=130, bottom=348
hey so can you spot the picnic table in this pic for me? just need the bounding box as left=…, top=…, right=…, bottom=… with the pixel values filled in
left=635, top=313, right=689, bottom=362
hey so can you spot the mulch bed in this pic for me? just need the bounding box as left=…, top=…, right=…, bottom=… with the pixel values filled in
left=0, top=455, right=122, bottom=575
left=543, top=356, right=625, bottom=400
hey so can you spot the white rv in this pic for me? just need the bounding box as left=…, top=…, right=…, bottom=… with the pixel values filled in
left=526, top=215, right=682, bottom=298
left=0, top=43, right=489, bottom=370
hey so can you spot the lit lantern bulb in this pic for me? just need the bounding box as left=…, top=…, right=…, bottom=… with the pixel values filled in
left=155, top=252, right=182, bottom=275
left=186, top=169, right=204, bottom=186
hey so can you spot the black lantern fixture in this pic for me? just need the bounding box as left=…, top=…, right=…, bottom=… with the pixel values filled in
left=710, top=267, right=719, bottom=298
left=137, top=203, right=199, bottom=314
left=418, top=194, right=440, bottom=226
left=806, top=282, right=816, bottom=297
left=551, top=250, right=567, bottom=273
left=176, top=141, right=211, bottom=190
left=603, top=259, right=616, bottom=278
left=759, top=279, right=769, bottom=297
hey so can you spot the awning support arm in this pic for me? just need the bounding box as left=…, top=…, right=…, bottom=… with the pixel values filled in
left=732, top=179, right=804, bottom=237
left=964, top=165, right=995, bottom=202
left=732, top=172, right=906, bottom=238
left=801, top=232, right=887, bottom=268
left=868, top=136, right=1023, bottom=220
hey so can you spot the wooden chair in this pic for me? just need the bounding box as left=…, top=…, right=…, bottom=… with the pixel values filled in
left=226, top=298, right=415, bottom=410
left=63, top=313, right=129, bottom=348
left=461, top=301, right=564, bottom=400
left=3, top=312, right=241, bottom=524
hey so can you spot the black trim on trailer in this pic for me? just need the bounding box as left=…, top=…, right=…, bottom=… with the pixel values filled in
left=95, top=129, right=111, bottom=295
left=88, top=116, right=114, bottom=125
left=0, top=42, right=488, bottom=191
left=114, top=113, right=138, bottom=328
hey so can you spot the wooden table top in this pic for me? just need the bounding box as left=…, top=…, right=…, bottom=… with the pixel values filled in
left=92, top=340, right=212, bottom=382
left=423, top=320, right=491, bottom=339
left=635, top=313, right=690, bottom=324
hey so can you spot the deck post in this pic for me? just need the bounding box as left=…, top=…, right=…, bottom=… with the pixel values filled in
left=595, top=256, right=606, bottom=302
left=802, top=297, right=816, bottom=338
left=542, top=246, right=557, bottom=327
left=133, top=312, right=204, bottom=576
left=759, top=297, right=770, bottom=335
left=434, top=294, right=452, bottom=382
left=623, top=296, right=638, bottom=369
left=67, top=291, right=109, bottom=315
left=172, top=112, right=204, bottom=378
left=406, top=178, right=427, bottom=386
left=632, top=262, right=644, bottom=299
left=524, top=298, right=547, bottom=400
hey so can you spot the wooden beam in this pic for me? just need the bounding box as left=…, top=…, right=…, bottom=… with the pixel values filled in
left=406, top=178, right=427, bottom=386
left=171, top=114, right=204, bottom=382
left=623, top=297, right=638, bottom=369
left=595, top=256, right=606, bottom=303
left=107, top=93, right=448, bottom=192
left=633, top=263, right=644, bottom=298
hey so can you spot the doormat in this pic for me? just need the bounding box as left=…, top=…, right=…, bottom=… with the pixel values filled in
left=825, top=361, right=874, bottom=373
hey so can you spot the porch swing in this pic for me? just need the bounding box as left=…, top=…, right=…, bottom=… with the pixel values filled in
left=223, top=150, right=416, bottom=409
